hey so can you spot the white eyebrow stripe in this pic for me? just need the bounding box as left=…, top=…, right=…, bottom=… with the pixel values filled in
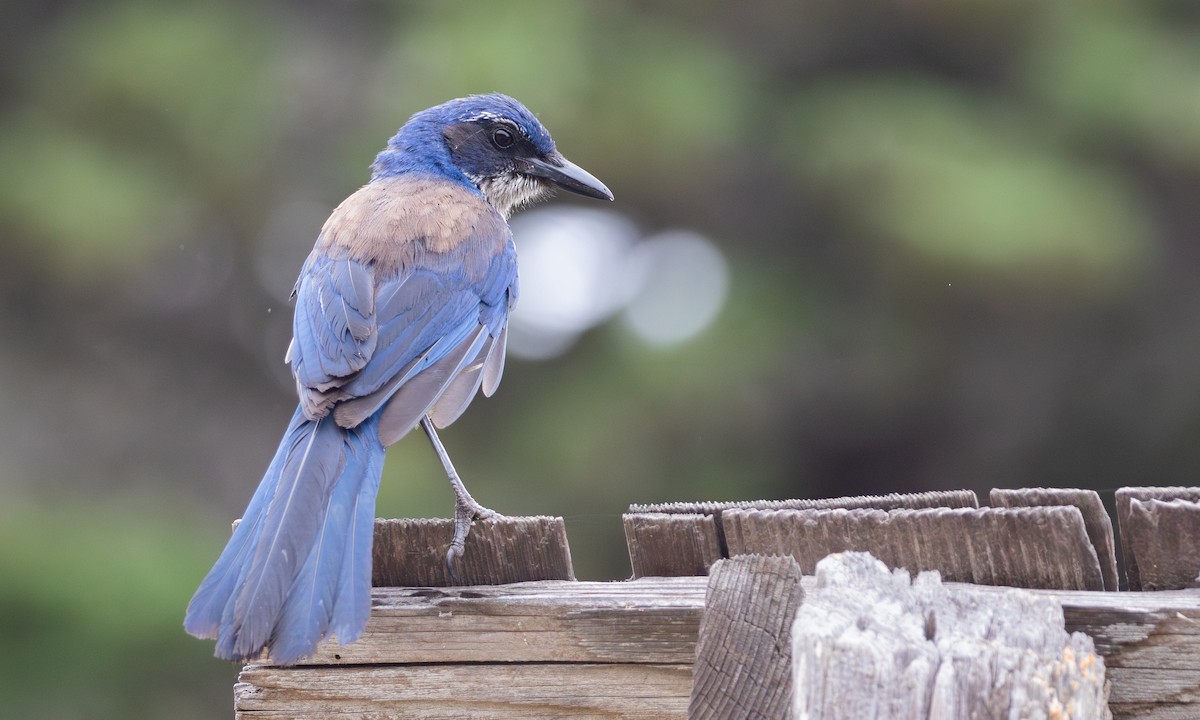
left=464, top=111, right=506, bottom=123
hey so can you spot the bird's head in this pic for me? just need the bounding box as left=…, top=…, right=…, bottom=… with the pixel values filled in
left=373, top=94, right=612, bottom=217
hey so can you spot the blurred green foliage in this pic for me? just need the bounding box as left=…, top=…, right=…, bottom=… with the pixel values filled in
left=3, top=0, right=1200, bottom=717
left=792, top=76, right=1152, bottom=285
left=0, top=501, right=235, bottom=718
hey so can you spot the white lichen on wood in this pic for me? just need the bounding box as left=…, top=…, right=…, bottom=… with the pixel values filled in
left=792, top=552, right=1110, bottom=720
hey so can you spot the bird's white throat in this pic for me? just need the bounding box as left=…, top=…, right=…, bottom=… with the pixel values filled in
left=472, top=172, right=551, bottom=218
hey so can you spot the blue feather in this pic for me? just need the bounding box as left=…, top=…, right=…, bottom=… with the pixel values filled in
left=269, top=416, right=384, bottom=663
left=331, top=426, right=384, bottom=643
left=340, top=275, right=480, bottom=398
left=292, top=254, right=377, bottom=387
left=217, top=412, right=347, bottom=661
left=186, top=406, right=389, bottom=664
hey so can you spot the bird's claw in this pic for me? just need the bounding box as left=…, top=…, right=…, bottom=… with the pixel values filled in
left=445, top=497, right=502, bottom=582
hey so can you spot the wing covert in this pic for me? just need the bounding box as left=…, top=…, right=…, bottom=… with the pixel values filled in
left=285, top=177, right=519, bottom=442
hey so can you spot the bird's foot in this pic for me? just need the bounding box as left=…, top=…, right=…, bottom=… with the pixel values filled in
left=445, top=495, right=504, bottom=581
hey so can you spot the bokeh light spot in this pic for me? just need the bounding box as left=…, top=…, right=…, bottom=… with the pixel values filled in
left=507, top=208, right=728, bottom=358
left=507, top=207, right=639, bottom=358
left=622, top=230, right=729, bottom=347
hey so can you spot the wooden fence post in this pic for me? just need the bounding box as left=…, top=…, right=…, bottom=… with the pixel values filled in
left=990, top=487, right=1120, bottom=590
left=792, top=552, right=1110, bottom=719
left=689, top=555, right=804, bottom=720
left=231, top=487, right=1200, bottom=718
left=1116, top=488, right=1200, bottom=591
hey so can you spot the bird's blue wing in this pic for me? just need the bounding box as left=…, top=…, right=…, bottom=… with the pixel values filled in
left=291, top=255, right=377, bottom=389
left=286, top=187, right=518, bottom=446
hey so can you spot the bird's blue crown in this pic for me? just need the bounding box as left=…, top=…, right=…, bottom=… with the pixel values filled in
left=371, top=93, right=556, bottom=184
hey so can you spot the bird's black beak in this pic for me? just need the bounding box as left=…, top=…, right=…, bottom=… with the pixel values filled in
left=521, top=153, right=613, bottom=201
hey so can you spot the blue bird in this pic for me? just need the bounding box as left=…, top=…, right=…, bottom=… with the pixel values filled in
left=183, top=94, right=612, bottom=665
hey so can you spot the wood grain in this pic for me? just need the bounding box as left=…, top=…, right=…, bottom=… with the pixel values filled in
left=371, top=516, right=573, bottom=587
left=722, top=505, right=1106, bottom=591
left=1119, top=497, right=1200, bottom=591
left=623, top=512, right=723, bottom=578
left=629, top=489, right=979, bottom=515
left=1116, top=487, right=1200, bottom=591
left=236, top=663, right=692, bottom=719
left=791, top=553, right=1110, bottom=720
left=229, top=484, right=1200, bottom=720
left=690, top=555, right=804, bottom=720
left=281, top=577, right=707, bottom=667
left=990, top=487, right=1120, bottom=591
left=237, top=575, right=1200, bottom=718
left=624, top=490, right=978, bottom=579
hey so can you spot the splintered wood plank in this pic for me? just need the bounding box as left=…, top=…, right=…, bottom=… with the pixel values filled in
left=957, top=583, right=1200, bottom=718
left=722, top=506, right=1105, bottom=590
left=287, top=577, right=707, bottom=666
left=244, top=577, right=1200, bottom=715
left=624, top=491, right=978, bottom=578
left=990, top=487, right=1120, bottom=591
left=1123, top=499, right=1200, bottom=591
left=629, top=489, right=979, bottom=515
left=1116, top=488, right=1200, bottom=591
left=690, top=555, right=804, bottom=720
left=791, top=553, right=1110, bottom=720
left=1108, top=701, right=1200, bottom=720
left=623, top=512, right=723, bottom=578
left=371, top=516, right=573, bottom=587
left=1116, top=487, right=1200, bottom=590
left=235, top=662, right=691, bottom=719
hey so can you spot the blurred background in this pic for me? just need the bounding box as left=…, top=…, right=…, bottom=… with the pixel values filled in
left=3, top=0, right=1200, bottom=716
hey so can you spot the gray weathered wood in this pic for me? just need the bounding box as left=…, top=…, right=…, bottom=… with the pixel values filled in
left=236, top=662, right=692, bottom=718
left=283, top=577, right=707, bottom=667
left=909, top=581, right=1200, bottom=718
left=629, top=489, right=979, bottom=515
left=624, top=512, right=723, bottom=578
left=372, top=516, right=573, bottom=587
left=625, top=490, right=978, bottom=578
left=1116, top=487, right=1200, bottom=590
left=1105, top=701, right=1200, bottom=720
left=792, top=552, right=1111, bottom=720
left=722, top=505, right=1105, bottom=590
left=1117, top=493, right=1200, bottom=591
left=990, top=487, right=1120, bottom=591
left=1125, top=498, right=1200, bottom=591
left=237, top=577, right=1200, bottom=718
left=689, top=555, right=804, bottom=720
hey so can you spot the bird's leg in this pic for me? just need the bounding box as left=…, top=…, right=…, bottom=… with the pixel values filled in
left=420, top=416, right=502, bottom=577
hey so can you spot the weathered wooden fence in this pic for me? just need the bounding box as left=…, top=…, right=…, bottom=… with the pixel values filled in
left=233, top=487, right=1200, bottom=719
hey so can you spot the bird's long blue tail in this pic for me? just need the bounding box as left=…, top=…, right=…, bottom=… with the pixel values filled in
left=184, top=407, right=385, bottom=664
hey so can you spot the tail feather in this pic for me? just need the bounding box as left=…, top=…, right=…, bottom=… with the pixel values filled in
left=185, top=406, right=386, bottom=664
left=270, top=417, right=384, bottom=663
left=220, top=412, right=347, bottom=661
left=331, top=433, right=384, bottom=643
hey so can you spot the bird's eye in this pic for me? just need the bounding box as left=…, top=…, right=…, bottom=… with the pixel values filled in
left=491, top=126, right=515, bottom=149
